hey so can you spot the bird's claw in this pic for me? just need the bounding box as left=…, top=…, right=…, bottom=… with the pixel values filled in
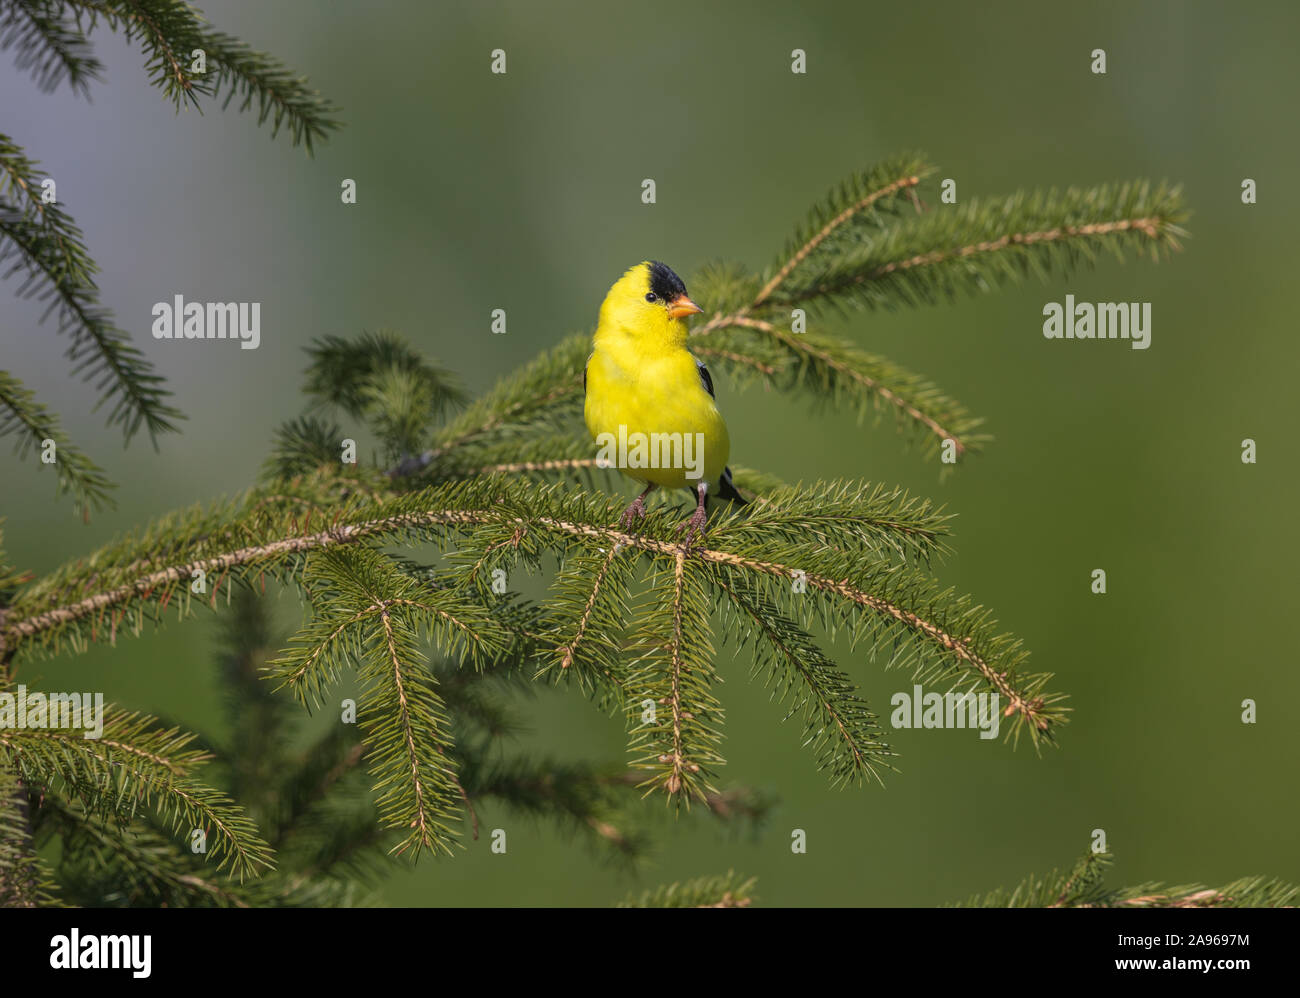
left=618, top=496, right=648, bottom=530
left=674, top=505, right=709, bottom=550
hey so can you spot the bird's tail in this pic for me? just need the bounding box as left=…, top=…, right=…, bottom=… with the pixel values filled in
left=716, top=466, right=749, bottom=505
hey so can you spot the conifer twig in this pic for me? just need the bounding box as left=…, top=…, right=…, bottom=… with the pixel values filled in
left=2, top=495, right=1057, bottom=741
left=753, top=171, right=924, bottom=307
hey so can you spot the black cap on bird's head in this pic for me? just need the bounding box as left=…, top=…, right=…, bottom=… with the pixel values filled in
left=648, top=261, right=687, bottom=301
left=646, top=261, right=703, bottom=319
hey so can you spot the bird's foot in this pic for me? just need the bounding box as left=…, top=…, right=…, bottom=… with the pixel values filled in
left=674, top=503, right=709, bottom=550
left=618, top=495, right=649, bottom=530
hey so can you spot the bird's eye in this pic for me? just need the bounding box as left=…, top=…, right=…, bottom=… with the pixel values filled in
left=645, top=292, right=658, bottom=303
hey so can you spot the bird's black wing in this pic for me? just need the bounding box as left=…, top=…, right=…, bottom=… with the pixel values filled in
left=583, top=353, right=590, bottom=394
left=717, top=465, right=748, bottom=504
left=696, top=358, right=715, bottom=399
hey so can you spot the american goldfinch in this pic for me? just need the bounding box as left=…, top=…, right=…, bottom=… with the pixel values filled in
left=584, top=261, right=746, bottom=544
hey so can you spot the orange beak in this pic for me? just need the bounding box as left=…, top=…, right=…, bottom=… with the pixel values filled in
left=667, top=295, right=704, bottom=319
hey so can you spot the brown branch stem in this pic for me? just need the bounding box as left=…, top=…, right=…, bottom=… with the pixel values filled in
left=753, top=172, right=922, bottom=307
left=3, top=504, right=1050, bottom=733
left=792, top=216, right=1168, bottom=303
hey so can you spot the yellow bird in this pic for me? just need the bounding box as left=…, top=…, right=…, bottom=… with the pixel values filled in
left=584, top=261, right=746, bottom=543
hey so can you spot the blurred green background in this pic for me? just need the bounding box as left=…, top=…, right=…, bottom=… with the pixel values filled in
left=3, top=0, right=1297, bottom=906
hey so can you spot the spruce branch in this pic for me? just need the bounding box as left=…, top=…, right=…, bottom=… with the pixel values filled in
left=182, top=23, right=340, bottom=152
left=263, top=415, right=349, bottom=483
left=2, top=3, right=339, bottom=504
left=773, top=179, right=1187, bottom=312
left=436, top=437, right=607, bottom=486
left=544, top=541, right=637, bottom=704
left=14, top=560, right=710, bottom=901
left=0, top=180, right=182, bottom=445
left=624, top=852, right=1300, bottom=908
left=267, top=545, right=508, bottom=706
left=34, top=794, right=259, bottom=907
left=619, top=870, right=757, bottom=908
left=689, top=159, right=1185, bottom=464
left=0, top=127, right=175, bottom=497
left=0, top=707, right=273, bottom=879
left=393, top=333, right=589, bottom=480
left=2, top=476, right=1065, bottom=773
left=625, top=548, right=724, bottom=802
left=698, top=319, right=987, bottom=461
left=459, top=754, right=652, bottom=862
left=1, top=0, right=104, bottom=95
left=361, top=601, right=462, bottom=857
left=0, top=132, right=91, bottom=280
left=754, top=153, right=933, bottom=308
left=0, top=369, right=115, bottom=516
left=2, top=152, right=1198, bottom=878
left=711, top=569, right=894, bottom=788
left=955, top=850, right=1300, bottom=909
left=303, top=331, right=467, bottom=465
left=0, top=762, right=56, bottom=906
left=35, top=587, right=397, bottom=906
left=267, top=546, right=505, bottom=856
left=59, top=0, right=340, bottom=150
left=689, top=344, right=779, bottom=378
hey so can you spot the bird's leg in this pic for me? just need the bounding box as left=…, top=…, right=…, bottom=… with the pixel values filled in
left=619, top=483, right=656, bottom=529
left=675, top=482, right=709, bottom=549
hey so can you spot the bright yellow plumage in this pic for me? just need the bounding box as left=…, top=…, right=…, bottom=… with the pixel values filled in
left=584, top=261, right=740, bottom=537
